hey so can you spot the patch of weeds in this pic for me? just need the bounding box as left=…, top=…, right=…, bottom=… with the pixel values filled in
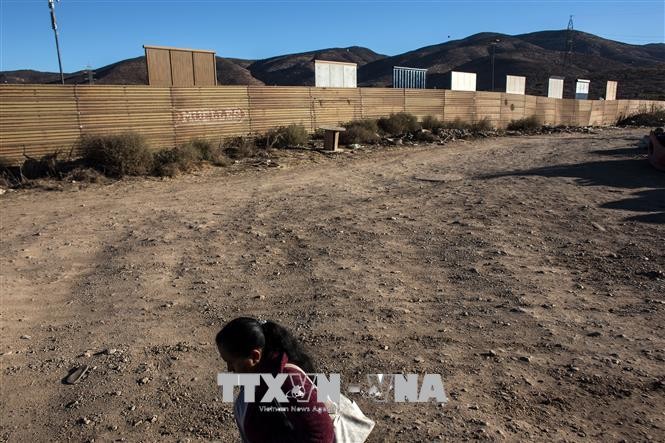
left=81, top=132, right=153, bottom=177
left=153, top=143, right=202, bottom=177
left=264, top=124, right=309, bottom=148
left=617, top=109, right=665, bottom=127
left=421, top=115, right=444, bottom=132
left=223, top=136, right=257, bottom=160
left=340, top=119, right=380, bottom=145
left=507, top=115, right=541, bottom=132
left=377, top=112, right=421, bottom=136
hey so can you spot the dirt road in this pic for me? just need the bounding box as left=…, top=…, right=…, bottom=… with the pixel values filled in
left=1, top=129, right=663, bottom=442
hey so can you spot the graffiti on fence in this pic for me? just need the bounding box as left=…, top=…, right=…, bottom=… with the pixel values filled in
left=175, top=108, right=247, bottom=126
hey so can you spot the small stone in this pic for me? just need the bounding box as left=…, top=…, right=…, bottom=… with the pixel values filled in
left=64, top=365, right=90, bottom=385
left=149, top=415, right=158, bottom=423
left=414, top=356, right=425, bottom=363
left=20, top=335, right=31, bottom=340
left=138, top=377, right=150, bottom=385
left=66, top=400, right=80, bottom=409
left=106, top=348, right=118, bottom=355
left=78, top=417, right=91, bottom=425
left=587, top=331, right=602, bottom=337
left=591, top=222, right=606, bottom=232
left=519, top=356, right=532, bottom=363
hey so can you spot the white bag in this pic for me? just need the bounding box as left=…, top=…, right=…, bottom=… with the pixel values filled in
left=327, top=393, right=375, bottom=443
left=284, top=363, right=375, bottom=443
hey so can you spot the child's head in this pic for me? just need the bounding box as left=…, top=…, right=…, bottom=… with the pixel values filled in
left=216, top=317, right=265, bottom=373
left=216, top=317, right=315, bottom=373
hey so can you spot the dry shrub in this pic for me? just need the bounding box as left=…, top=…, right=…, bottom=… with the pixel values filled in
left=65, top=167, right=105, bottom=183
left=421, top=115, right=444, bottom=131
left=224, top=136, right=257, bottom=160
left=440, top=117, right=494, bottom=132
left=0, top=157, right=17, bottom=187
left=507, top=115, right=541, bottom=132
left=311, top=129, right=326, bottom=140
left=340, top=119, right=380, bottom=145
left=21, top=152, right=64, bottom=179
left=413, top=130, right=437, bottom=142
left=377, top=112, right=421, bottom=136
left=153, top=143, right=202, bottom=177
left=441, top=117, right=471, bottom=130
left=616, top=109, right=665, bottom=127
left=265, top=124, right=309, bottom=148
left=186, top=138, right=216, bottom=161
left=81, top=132, right=153, bottom=177
left=469, top=117, right=493, bottom=132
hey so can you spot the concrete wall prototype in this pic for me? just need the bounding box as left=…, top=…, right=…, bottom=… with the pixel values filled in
left=451, top=72, right=477, bottom=91
left=315, top=61, right=357, bottom=88
left=1, top=85, right=663, bottom=163
left=606, top=81, right=618, bottom=100
left=548, top=77, right=564, bottom=99
left=506, top=75, right=526, bottom=95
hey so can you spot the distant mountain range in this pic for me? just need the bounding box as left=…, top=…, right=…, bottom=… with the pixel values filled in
left=2, top=30, right=663, bottom=100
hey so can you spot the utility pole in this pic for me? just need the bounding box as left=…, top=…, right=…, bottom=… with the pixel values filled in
left=48, top=0, right=65, bottom=84
left=490, top=38, right=500, bottom=92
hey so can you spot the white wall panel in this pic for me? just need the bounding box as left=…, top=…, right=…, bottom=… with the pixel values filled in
left=506, top=75, right=526, bottom=95
left=451, top=71, right=477, bottom=91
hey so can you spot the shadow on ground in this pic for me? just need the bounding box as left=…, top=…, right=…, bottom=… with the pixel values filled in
left=483, top=150, right=665, bottom=224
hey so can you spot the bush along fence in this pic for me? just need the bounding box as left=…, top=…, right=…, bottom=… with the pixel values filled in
left=1, top=84, right=663, bottom=163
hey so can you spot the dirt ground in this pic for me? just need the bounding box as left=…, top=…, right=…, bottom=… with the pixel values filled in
left=1, top=128, right=663, bottom=442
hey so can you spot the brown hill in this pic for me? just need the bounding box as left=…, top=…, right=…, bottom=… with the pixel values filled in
left=1, top=31, right=663, bottom=99
left=0, top=56, right=263, bottom=86
left=246, top=46, right=386, bottom=86
left=358, top=31, right=665, bottom=99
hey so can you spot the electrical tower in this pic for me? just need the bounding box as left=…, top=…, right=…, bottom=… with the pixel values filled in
left=85, top=65, right=95, bottom=84
left=563, top=15, right=575, bottom=69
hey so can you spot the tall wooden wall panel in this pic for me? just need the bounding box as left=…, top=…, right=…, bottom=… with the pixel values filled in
left=193, top=52, right=217, bottom=86
left=170, top=51, right=195, bottom=87
left=146, top=48, right=172, bottom=87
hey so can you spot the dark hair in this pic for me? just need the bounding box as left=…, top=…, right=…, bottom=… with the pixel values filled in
left=216, top=317, right=316, bottom=373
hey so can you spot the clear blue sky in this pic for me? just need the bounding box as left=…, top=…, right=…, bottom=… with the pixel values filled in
left=1, top=0, right=664, bottom=72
